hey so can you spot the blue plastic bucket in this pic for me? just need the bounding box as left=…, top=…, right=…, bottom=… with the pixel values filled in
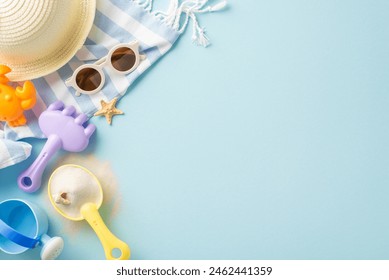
left=0, top=199, right=63, bottom=259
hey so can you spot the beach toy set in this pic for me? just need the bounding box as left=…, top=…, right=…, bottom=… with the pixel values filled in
left=0, top=104, right=130, bottom=259
left=0, top=101, right=130, bottom=260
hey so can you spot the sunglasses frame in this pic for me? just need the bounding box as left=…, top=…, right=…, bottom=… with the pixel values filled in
left=65, top=41, right=143, bottom=96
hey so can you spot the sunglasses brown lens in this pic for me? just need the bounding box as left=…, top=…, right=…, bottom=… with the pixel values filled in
left=111, top=47, right=136, bottom=72
left=75, top=68, right=102, bottom=92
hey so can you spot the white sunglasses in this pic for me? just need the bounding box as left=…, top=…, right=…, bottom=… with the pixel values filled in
left=65, top=41, right=145, bottom=96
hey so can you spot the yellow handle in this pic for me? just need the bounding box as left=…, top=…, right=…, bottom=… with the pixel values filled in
left=80, top=203, right=131, bottom=260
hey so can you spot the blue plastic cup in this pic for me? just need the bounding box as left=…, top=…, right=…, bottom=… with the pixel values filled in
left=0, top=199, right=64, bottom=260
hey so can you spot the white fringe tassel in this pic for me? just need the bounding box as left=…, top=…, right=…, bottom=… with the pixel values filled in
left=133, top=0, right=153, bottom=12
left=150, top=0, right=227, bottom=48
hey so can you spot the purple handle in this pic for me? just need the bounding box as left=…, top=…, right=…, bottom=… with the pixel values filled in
left=18, top=135, right=62, bottom=193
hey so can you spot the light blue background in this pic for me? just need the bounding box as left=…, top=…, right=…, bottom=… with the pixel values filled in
left=1, top=0, right=389, bottom=259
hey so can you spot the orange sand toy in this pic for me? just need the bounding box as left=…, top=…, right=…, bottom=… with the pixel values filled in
left=0, top=65, right=36, bottom=127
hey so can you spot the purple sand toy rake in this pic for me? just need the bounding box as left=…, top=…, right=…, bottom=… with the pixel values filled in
left=18, top=101, right=96, bottom=193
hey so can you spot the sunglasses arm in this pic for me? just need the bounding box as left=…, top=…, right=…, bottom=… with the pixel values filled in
left=95, top=57, right=106, bottom=66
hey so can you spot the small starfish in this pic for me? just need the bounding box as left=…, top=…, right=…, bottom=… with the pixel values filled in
left=94, top=97, right=123, bottom=125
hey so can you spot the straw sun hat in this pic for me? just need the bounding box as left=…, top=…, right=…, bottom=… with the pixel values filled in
left=0, top=0, right=96, bottom=81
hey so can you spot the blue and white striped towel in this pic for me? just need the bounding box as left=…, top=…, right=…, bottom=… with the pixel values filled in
left=0, top=123, right=31, bottom=169
left=0, top=0, right=226, bottom=169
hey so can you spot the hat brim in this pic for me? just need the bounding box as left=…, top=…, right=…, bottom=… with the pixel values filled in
left=5, top=1, right=96, bottom=82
